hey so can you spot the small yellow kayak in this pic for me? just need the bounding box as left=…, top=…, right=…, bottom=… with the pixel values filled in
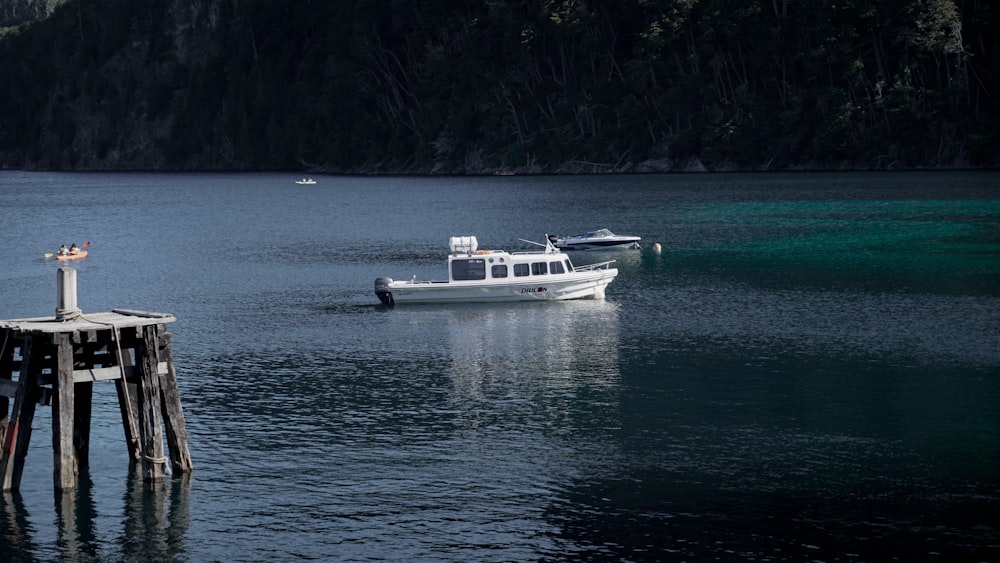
left=55, top=250, right=88, bottom=261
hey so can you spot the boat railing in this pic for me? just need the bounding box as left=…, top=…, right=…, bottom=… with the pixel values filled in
left=573, top=260, right=616, bottom=272
left=509, top=249, right=556, bottom=256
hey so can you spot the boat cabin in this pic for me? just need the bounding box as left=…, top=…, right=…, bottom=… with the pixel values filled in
left=447, top=236, right=574, bottom=283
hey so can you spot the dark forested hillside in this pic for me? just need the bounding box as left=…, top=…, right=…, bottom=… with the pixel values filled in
left=0, top=0, right=997, bottom=173
left=0, top=0, right=65, bottom=30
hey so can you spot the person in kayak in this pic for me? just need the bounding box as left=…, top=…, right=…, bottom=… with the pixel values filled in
left=57, top=244, right=69, bottom=256
left=69, top=243, right=80, bottom=255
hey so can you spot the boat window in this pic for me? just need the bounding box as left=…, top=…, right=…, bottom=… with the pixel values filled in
left=531, top=262, right=547, bottom=275
left=452, top=259, right=486, bottom=280
left=513, top=263, right=530, bottom=277
left=549, top=261, right=565, bottom=274
left=491, top=264, right=508, bottom=278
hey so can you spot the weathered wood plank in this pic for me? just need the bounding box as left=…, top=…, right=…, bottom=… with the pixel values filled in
left=74, top=381, right=93, bottom=469
left=111, top=309, right=174, bottom=319
left=0, top=330, right=12, bottom=478
left=33, top=361, right=169, bottom=386
left=75, top=366, right=127, bottom=382
left=115, top=345, right=141, bottom=462
left=73, top=361, right=169, bottom=382
left=0, top=310, right=176, bottom=334
left=53, top=333, right=78, bottom=490
left=0, top=329, right=12, bottom=449
left=1, top=336, right=39, bottom=491
left=135, top=325, right=166, bottom=482
left=158, top=336, right=193, bottom=474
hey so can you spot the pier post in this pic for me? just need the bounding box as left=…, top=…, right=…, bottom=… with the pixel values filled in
left=56, top=267, right=82, bottom=321
left=158, top=333, right=193, bottom=474
left=0, top=329, right=12, bottom=461
left=53, top=333, right=78, bottom=489
left=136, top=325, right=166, bottom=482
left=0, top=336, right=38, bottom=491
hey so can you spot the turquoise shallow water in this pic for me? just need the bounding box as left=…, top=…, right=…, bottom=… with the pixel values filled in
left=0, top=170, right=998, bottom=561
left=676, top=199, right=1000, bottom=294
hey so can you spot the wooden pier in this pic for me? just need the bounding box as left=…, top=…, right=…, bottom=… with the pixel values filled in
left=0, top=267, right=192, bottom=491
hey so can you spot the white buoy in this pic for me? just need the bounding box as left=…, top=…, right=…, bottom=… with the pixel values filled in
left=652, top=242, right=662, bottom=253
left=56, top=267, right=82, bottom=321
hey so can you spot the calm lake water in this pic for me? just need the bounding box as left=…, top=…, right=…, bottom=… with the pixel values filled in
left=1, top=170, right=999, bottom=561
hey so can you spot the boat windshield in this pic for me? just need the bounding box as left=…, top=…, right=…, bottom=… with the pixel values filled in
left=570, top=228, right=613, bottom=238
left=451, top=259, right=486, bottom=280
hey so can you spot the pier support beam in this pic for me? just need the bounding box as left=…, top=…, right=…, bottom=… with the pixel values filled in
left=53, top=333, right=79, bottom=490
left=158, top=334, right=193, bottom=474
left=0, top=336, right=38, bottom=491
left=136, top=325, right=166, bottom=482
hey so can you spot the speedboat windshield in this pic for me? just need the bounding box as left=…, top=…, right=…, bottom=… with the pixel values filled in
left=570, top=229, right=614, bottom=239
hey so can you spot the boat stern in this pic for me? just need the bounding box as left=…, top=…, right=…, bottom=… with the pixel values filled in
left=374, top=277, right=394, bottom=305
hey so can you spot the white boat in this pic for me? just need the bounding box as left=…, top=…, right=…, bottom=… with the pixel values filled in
left=374, top=236, right=618, bottom=305
left=295, top=178, right=317, bottom=185
left=548, top=228, right=641, bottom=250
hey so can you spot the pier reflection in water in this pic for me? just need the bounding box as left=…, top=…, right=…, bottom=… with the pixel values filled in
left=2, top=470, right=191, bottom=561
left=118, top=472, right=191, bottom=560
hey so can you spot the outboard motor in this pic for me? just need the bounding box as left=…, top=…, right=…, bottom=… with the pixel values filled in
left=374, top=277, right=394, bottom=306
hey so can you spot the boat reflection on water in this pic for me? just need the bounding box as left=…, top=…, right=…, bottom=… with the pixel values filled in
left=438, top=300, right=626, bottom=548
left=442, top=300, right=622, bottom=403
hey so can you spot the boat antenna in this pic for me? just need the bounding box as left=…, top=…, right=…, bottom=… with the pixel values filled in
left=519, top=235, right=558, bottom=253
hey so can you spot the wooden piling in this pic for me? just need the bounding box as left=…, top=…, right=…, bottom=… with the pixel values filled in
left=53, top=332, right=78, bottom=490
left=136, top=324, right=167, bottom=482
left=0, top=268, right=192, bottom=491
left=0, top=336, right=38, bottom=491
left=157, top=333, right=193, bottom=474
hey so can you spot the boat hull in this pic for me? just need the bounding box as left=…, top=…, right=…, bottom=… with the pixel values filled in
left=555, top=238, right=640, bottom=250
left=376, top=269, right=618, bottom=305
left=55, top=251, right=88, bottom=261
